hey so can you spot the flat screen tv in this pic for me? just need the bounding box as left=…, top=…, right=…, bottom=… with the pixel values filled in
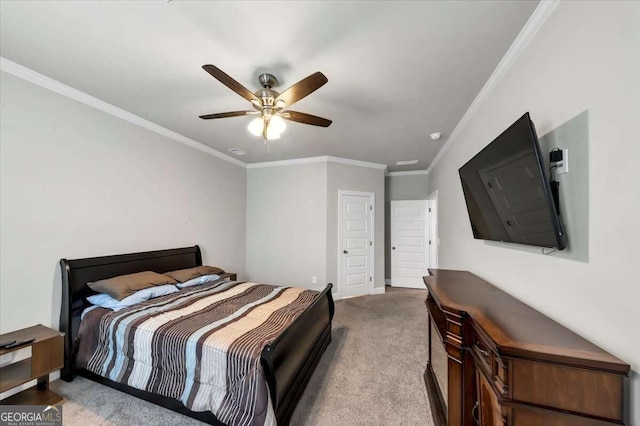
left=458, top=112, right=566, bottom=250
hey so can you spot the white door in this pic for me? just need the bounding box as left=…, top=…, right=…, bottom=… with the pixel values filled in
left=339, top=191, right=374, bottom=298
left=391, top=200, right=429, bottom=289
left=427, top=191, right=439, bottom=269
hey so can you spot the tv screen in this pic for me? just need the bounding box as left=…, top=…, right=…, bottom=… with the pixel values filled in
left=458, top=112, right=566, bottom=250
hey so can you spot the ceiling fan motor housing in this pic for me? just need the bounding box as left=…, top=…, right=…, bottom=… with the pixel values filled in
left=255, top=74, right=279, bottom=110
left=255, top=88, right=279, bottom=106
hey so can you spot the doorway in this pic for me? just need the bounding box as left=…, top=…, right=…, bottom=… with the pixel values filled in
left=390, top=195, right=438, bottom=288
left=338, top=190, right=375, bottom=299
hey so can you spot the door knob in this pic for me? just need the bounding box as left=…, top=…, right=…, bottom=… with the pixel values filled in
left=343, top=250, right=348, bottom=254
left=392, top=247, right=396, bottom=250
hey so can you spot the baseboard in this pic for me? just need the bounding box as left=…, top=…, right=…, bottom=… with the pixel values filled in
left=372, top=286, right=386, bottom=295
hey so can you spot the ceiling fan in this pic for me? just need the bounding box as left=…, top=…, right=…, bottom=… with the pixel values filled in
left=199, top=65, right=332, bottom=144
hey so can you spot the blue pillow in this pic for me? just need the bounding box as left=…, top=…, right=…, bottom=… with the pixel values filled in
left=176, top=274, right=221, bottom=288
left=87, top=284, right=179, bottom=311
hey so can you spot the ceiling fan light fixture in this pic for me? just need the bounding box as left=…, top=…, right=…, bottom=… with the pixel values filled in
left=248, top=117, right=264, bottom=136
left=266, top=125, right=282, bottom=140
left=249, top=115, right=286, bottom=140
left=270, top=115, right=287, bottom=134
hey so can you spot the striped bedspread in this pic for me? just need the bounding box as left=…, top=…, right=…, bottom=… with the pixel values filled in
left=83, top=280, right=319, bottom=426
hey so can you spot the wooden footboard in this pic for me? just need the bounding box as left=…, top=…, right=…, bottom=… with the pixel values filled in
left=261, top=283, right=334, bottom=424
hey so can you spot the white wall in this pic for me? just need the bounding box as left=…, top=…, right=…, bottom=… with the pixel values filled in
left=386, top=174, right=430, bottom=201
left=326, top=162, right=385, bottom=291
left=246, top=160, right=385, bottom=295
left=245, top=162, right=328, bottom=289
left=385, top=174, right=430, bottom=278
left=0, top=72, right=247, bottom=334
left=427, top=2, right=640, bottom=423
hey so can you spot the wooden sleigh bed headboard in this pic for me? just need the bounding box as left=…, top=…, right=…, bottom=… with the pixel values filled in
left=59, top=245, right=202, bottom=380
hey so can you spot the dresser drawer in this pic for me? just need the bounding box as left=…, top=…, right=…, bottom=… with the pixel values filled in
left=510, top=359, right=624, bottom=421
left=471, top=324, right=494, bottom=374
left=471, top=322, right=508, bottom=398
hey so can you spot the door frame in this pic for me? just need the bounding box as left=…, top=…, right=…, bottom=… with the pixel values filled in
left=337, top=190, right=375, bottom=300
left=390, top=199, right=430, bottom=288
left=427, top=190, right=439, bottom=269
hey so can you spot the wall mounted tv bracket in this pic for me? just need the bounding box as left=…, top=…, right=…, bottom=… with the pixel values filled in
left=549, top=148, right=569, bottom=175
left=548, top=148, right=568, bottom=215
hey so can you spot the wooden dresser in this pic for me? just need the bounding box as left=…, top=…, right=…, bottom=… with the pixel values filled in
left=423, top=269, right=630, bottom=426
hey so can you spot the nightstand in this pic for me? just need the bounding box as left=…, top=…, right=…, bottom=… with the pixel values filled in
left=0, top=324, right=64, bottom=405
left=220, top=273, right=237, bottom=281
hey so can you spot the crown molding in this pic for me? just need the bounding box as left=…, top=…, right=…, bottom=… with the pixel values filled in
left=246, top=156, right=326, bottom=168
left=385, top=170, right=429, bottom=177
left=326, top=156, right=387, bottom=170
left=0, top=57, right=246, bottom=168
left=247, top=155, right=387, bottom=170
left=426, top=0, right=559, bottom=173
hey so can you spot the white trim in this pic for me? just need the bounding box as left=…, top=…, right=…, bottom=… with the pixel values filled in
left=385, top=170, right=429, bottom=177
left=246, top=156, right=326, bottom=169
left=427, top=190, right=439, bottom=269
left=247, top=155, right=387, bottom=170
left=337, top=190, right=376, bottom=300
left=0, top=57, right=247, bottom=168
left=326, top=156, right=387, bottom=170
left=426, top=0, right=559, bottom=173
left=372, top=286, right=385, bottom=295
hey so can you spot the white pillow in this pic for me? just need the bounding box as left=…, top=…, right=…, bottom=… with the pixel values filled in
left=87, top=284, right=179, bottom=311
left=176, top=274, right=221, bottom=288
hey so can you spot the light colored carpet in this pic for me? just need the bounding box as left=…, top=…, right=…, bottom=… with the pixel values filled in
left=52, top=287, right=433, bottom=425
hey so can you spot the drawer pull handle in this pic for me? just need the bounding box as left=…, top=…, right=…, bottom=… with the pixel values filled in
left=472, top=401, right=479, bottom=425
left=474, top=344, right=489, bottom=358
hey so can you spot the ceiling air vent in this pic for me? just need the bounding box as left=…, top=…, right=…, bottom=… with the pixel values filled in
left=396, top=160, right=419, bottom=166
left=228, top=148, right=246, bottom=156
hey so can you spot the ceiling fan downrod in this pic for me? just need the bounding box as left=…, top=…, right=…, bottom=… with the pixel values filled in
left=258, top=73, right=277, bottom=89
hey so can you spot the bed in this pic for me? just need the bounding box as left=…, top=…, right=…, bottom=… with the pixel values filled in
left=59, top=245, right=334, bottom=425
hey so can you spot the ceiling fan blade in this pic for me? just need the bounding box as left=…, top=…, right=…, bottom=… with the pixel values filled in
left=275, top=72, right=328, bottom=107
left=282, top=110, right=332, bottom=127
left=202, top=65, right=259, bottom=103
left=199, top=111, right=255, bottom=120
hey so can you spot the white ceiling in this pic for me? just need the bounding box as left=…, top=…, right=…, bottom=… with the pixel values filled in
left=0, top=1, right=538, bottom=171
